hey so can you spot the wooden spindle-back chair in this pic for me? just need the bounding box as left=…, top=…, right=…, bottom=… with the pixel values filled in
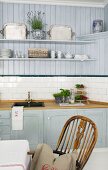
left=28, top=115, right=98, bottom=170
left=53, top=115, right=98, bottom=170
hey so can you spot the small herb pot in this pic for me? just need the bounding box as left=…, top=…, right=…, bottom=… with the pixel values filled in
left=64, top=96, right=70, bottom=103
left=54, top=96, right=63, bottom=104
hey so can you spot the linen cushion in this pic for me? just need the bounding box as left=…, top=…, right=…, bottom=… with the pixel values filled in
left=30, top=144, right=43, bottom=170
left=30, top=144, right=78, bottom=170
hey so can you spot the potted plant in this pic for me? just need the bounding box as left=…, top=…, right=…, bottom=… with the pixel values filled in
left=75, top=84, right=85, bottom=89
left=53, top=89, right=70, bottom=104
left=75, top=84, right=88, bottom=102
left=53, top=92, right=63, bottom=104
left=27, top=11, right=45, bottom=39
left=60, top=89, right=70, bottom=103
left=75, top=95, right=88, bottom=102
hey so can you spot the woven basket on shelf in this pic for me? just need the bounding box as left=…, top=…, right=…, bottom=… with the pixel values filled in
left=28, top=48, right=49, bottom=58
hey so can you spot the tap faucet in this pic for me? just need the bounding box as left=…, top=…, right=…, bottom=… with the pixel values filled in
left=26, top=91, right=32, bottom=103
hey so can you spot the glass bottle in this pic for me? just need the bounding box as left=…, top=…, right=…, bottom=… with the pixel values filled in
left=69, top=89, right=75, bottom=104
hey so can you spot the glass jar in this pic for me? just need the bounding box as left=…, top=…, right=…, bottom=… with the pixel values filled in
left=69, top=89, right=75, bottom=103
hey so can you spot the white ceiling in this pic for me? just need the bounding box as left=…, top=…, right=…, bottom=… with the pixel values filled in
left=70, top=0, right=105, bottom=2
left=54, top=0, right=105, bottom=2
left=0, top=0, right=108, bottom=7
left=15, top=0, right=107, bottom=2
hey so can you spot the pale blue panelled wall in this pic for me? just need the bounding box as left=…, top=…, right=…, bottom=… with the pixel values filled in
left=104, top=4, right=108, bottom=31
left=104, top=4, right=108, bottom=75
left=0, top=2, right=107, bottom=76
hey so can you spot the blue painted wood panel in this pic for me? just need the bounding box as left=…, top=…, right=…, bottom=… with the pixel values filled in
left=104, top=4, right=108, bottom=31
left=44, top=108, right=107, bottom=149
left=0, top=2, right=106, bottom=75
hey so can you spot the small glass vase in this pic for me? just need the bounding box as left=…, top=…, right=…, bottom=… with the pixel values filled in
left=31, top=29, right=45, bottom=40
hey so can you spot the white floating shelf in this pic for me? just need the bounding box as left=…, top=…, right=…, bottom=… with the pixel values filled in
left=0, top=58, right=96, bottom=61
left=0, top=38, right=94, bottom=44
left=77, top=31, right=108, bottom=41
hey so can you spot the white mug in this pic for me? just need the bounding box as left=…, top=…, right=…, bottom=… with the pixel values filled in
left=51, top=51, right=56, bottom=59
left=57, top=51, right=62, bottom=59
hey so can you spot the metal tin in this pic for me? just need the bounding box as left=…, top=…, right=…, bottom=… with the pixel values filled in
left=0, top=23, right=27, bottom=39
left=48, top=25, right=75, bottom=40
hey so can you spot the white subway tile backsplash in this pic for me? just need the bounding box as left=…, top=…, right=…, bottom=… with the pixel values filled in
left=12, top=93, right=26, bottom=100
left=9, top=77, right=17, bottom=82
left=106, top=89, right=108, bottom=95
left=0, top=77, right=108, bottom=102
left=91, top=77, right=108, bottom=83
left=0, top=83, right=4, bottom=88
left=87, top=88, right=107, bottom=95
left=4, top=83, right=17, bottom=88
left=1, top=77, right=9, bottom=83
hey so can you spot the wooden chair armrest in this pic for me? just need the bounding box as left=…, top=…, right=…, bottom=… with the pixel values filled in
left=53, top=150, right=56, bottom=153
left=27, top=150, right=35, bottom=156
left=53, top=150, right=65, bottom=155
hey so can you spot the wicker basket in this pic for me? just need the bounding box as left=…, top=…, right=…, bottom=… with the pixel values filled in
left=28, top=48, right=49, bottom=58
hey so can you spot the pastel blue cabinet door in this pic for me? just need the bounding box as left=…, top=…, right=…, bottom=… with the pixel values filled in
left=0, top=110, right=11, bottom=140
left=44, top=109, right=84, bottom=149
left=81, top=109, right=107, bottom=147
left=11, top=110, right=43, bottom=149
left=106, top=109, right=108, bottom=146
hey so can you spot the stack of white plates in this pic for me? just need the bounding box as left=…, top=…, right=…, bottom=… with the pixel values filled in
left=0, top=49, right=12, bottom=58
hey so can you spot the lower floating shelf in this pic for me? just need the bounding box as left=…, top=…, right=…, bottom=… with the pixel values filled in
left=0, top=38, right=95, bottom=44
left=0, top=58, right=96, bottom=61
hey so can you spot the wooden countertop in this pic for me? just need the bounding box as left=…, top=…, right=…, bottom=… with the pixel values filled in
left=0, top=100, right=108, bottom=110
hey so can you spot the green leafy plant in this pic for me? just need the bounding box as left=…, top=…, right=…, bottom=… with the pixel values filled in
left=53, top=89, right=70, bottom=98
left=27, top=11, right=45, bottom=30
left=53, top=89, right=71, bottom=103
left=53, top=92, right=63, bottom=104
left=53, top=93, right=63, bottom=98
left=75, top=95, right=88, bottom=101
left=60, top=89, right=70, bottom=97
left=31, top=19, right=43, bottom=30
left=75, top=84, right=85, bottom=89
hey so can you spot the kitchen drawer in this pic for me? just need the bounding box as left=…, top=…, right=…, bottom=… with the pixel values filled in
left=0, top=126, right=10, bottom=134
left=0, top=119, right=10, bottom=126
left=0, top=111, right=10, bottom=119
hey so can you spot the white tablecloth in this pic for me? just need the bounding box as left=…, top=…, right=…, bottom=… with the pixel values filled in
left=84, top=148, right=108, bottom=170
left=0, top=140, right=31, bottom=170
